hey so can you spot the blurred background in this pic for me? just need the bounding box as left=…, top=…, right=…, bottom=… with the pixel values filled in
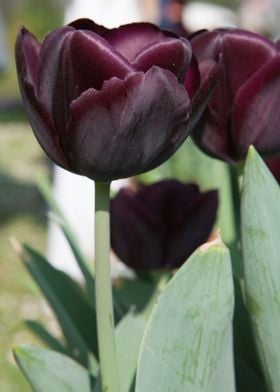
left=0, top=0, right=279, bottom=390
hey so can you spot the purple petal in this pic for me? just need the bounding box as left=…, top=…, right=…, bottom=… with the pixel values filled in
left=221, top=30, right=277, bottom=98
left=67, top=67, right=190, bottom=181
left=135, top=182, right=218, bottom=265
left=136, top=181, right=200, bottom=225
left=70, top=30, right=135, bottom=91
left=232, top=55, right=280, bottom=160
left=17, top=79, right=71, bottom=170
left=37, top=26, right=74, bottom=112
left=15, top=27, right=41, bottom=88
left=191, top=55, right=234, bottom=161
left=188, top=59, right=222, bottom=136
left=111, top=188, right=164, bottom=270
left=184, top=55, right=200, bottom=99
left=192, top=29, right=277, bottom=99
left=103, top=23, right=167, bottom=61
left=66, top=77, right=128, bottom=178
left=15, top=27, right=71, bottom=169
left=132, top=37, right=192, bottom=81
left=166, top=190, right=218, bottom=267
left=50, top=33, right=78, bottom=134
left=192, top=116, right=234, bottom=162
left=266, top=157, right=280, bottom=184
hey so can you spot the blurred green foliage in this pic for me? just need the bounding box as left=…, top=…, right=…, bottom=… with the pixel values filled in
left=9, top=0, right=64, bottom=40
left=0, top=0, right=64, bottom=99
left=0, top=122, right=51, bottom=391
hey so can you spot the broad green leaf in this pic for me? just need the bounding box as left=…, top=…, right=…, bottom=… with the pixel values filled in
left=136, top=238, right=235, bottom=392
left=233, top=278, right=266, bottom=390
left=116, top=312, right=146, bottom=392
left=25, top=320, right=68, bottom=355
left=36, top=174, right=95, bottom=304
left=21, top=245, right=98, bottom=371
left=14, top=345, right=92, bottom=392
left=241, top=147, right=280, bottom=391
left=90, top=310, right=150, bottom=392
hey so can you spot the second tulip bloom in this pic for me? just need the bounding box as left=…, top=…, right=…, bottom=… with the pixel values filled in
left=191, top=28, right=280, bottom=163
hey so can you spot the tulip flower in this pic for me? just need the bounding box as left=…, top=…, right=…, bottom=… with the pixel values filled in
left=110, top=180, right=218, bottom=270
left=266, top=156, right=280, bottom=183
left=190, top=28, right=280, bottom=163
left=15, top=19, right=220, bottom=182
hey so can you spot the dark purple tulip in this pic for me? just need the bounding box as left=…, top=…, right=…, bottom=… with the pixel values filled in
left=15, top=19, right=219, bottom=182
left=266, top=157, right=280, bottom=183
left=110, top=180, right=218, bottom=270
left=190, top=28, right=280, bottom=163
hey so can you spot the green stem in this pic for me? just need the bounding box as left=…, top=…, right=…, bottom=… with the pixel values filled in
left=229, top=164, right=241, bottom=240
left=95, top=182, right=119, bottom=392
left=229, top=163, right=243, bottom=278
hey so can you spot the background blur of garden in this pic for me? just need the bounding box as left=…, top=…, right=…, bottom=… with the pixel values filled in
left=1, top=1, right=64, bottom=390
left=0, top=0, right=270, bottom=390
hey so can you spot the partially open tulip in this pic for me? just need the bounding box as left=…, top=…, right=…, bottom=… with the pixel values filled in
left=15, top=19, right=219, bottom=182
left=190, top=29, right=280, bottom=163
left=110, top=180, right=218, bottom=270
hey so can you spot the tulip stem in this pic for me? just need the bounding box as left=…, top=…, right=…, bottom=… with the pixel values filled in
left=95, top=181, right=119, bottom=392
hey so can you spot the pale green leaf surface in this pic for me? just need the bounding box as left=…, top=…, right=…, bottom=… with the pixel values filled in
left=25, top=320, right=68, bottom=355
left=241, top=147, right=280, bottom=391
left=21, top=245, right=98, bottom=373
left=14, top=345, right=92, bottom=392
left=116, top=312, right=146, bottom=392
left=136, top=239, right=235, bottom=392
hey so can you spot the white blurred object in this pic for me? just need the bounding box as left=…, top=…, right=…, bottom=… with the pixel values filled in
left=183, top=2, right=237, bottom=32
left=47, top=0, right=145, bottom=279
left=47, top=168, right=128, bottom=279
left=238, top=0, right=280, bottom=38
left=239, top=0, right=271, bottom=34
left=64, top=0, right=142, bottom=26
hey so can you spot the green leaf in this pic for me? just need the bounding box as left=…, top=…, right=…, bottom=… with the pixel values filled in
left=233, top=278, right=266, bottom=390
left=241, top=147, right=280, bottom=391
left=135, top=238, right=235, bottom=392
left=235, top=358, right=267, bottom=392
left=116, top=312, right=147, bottom=392
left=21, top=245, right=98, bottom=371
left=113, top=277, right=156, bottom=314
left=36, top=174, right=95, bottom=304
left=25, top=320, right=68, bottom=355
left=14, top=344, right=92, bottom=392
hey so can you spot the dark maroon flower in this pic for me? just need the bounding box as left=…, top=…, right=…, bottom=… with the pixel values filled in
left=15, top=19, right=219, bottom=182
left=266, top=156, right=280, bottom=183
left=110, top=180, right=218, bottom=270
left=190, top=28, right=280, bottom=163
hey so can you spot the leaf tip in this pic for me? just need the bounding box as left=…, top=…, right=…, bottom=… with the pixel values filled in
left=246, top=145, right=259, bottom=165
left=13, top=344, right=28, bottom=361
left=199, top=229, right=225, bottom=253
left=9, top=236, right=23, bottom=256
